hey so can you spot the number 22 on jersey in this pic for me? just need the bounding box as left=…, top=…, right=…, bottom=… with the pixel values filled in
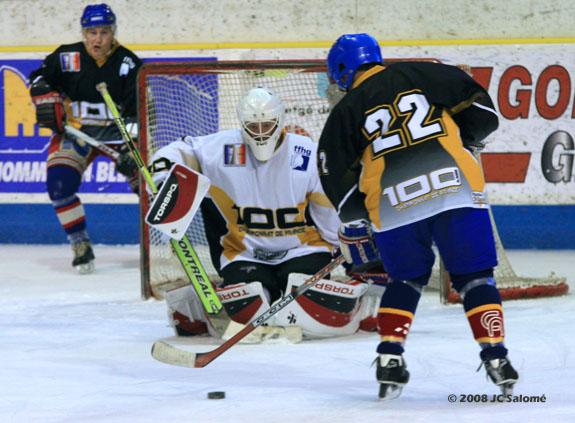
left=362, top=90, right=446, bottom=157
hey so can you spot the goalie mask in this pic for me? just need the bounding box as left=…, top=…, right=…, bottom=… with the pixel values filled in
left=237, top=87, right=285, bottom=162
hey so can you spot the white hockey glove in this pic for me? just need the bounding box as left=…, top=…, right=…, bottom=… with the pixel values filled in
left=338, top=219, right=380, bottom=266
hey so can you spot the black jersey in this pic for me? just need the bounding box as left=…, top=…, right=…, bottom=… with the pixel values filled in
left=30, top=41, right=142, bottom=142
left=318, top=61, right=498, bottom=229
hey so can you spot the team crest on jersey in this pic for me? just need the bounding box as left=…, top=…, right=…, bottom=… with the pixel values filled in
left=59, top=52, right=81, bottom=72
left=291, top=145, right=311, bottom=171
left=224, top=143, right=246, bottom=166
left=119, top=56, right=136, bottom=77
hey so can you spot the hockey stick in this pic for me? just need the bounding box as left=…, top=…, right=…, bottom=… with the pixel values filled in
left=95, top=82, right=225, bottom=322
left=64, top=125, right=120, bottom=160
left=151, top=254, right=345, bottom=368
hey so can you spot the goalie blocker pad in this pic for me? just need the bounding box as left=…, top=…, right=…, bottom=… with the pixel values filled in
left=145, top=164, right=210, bottom=240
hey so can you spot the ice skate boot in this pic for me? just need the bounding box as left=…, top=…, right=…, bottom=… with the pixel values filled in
left=482, top=357, right=518, bottom=395
left=72, top=240, right=95, bottom=274
left=375, top=354, right=410, bottom=401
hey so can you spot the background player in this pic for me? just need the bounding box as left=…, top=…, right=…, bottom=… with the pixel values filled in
left=319, top=33, right=519, bottom=399
left=29, top=3, right=142, bottom=274
left=149, top=87, right=375, bottom=339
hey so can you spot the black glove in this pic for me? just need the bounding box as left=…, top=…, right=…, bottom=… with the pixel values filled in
left=115, top=151, right=139, bottom=177
left=114, top=146, right=139, bottom=195
left=30, top=77, right=65, bottom=133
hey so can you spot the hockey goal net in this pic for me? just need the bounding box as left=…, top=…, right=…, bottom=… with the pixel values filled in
left=137, top=60, right=568, bottom=302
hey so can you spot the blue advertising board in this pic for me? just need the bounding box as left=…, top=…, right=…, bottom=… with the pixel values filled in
left=0, top=56, right=216, bottom=244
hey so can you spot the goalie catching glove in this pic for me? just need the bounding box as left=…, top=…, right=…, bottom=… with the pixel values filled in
left=30, top=76, right=65, bottom=134
left=339, top=219, right=380, bottom=266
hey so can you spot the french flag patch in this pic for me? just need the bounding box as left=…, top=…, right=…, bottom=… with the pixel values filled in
left=223, top=144, right=246, bottom=166
left=60, top=52, right=81, bottom=72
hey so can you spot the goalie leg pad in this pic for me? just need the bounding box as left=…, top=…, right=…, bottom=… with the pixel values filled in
left=164, top=285, right=208, bottom=336
left=218, top=283, right=304, bottom=344
left=271, top=273, right=368, bottom=339
left=217, top=282, right=271, bottom=324
left=357, top=279, right=387, bottom=332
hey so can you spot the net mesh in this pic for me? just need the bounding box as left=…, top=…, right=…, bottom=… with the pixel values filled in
left=138, top=60, right=568, bottom=302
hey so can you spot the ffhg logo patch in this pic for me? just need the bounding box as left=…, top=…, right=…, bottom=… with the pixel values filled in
left=291, top=145, right=311, bottom=171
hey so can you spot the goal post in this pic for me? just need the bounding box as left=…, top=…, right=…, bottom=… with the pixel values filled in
left=137, top=59, right=568, bottom=302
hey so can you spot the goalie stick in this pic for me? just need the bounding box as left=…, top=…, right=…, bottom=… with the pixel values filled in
left=95, top=83, right=228, bottom=331
left=151, top=254, right=345, bottom=368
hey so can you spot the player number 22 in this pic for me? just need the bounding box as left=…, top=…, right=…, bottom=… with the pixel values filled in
left=364, top=92, right=444, bottom=156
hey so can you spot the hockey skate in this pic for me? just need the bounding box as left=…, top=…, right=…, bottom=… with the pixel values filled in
left=72, top=241, right=95, bottom=274
left=482, top=357, right=519, bottom=395
left=375, top=354, right=410, bottom=401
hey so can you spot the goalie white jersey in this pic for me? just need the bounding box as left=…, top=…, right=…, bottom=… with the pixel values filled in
left=151, top=129, right=340, bottom=270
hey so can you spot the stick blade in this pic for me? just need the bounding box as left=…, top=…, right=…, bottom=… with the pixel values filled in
left=151, top=340, right=199, bottom=368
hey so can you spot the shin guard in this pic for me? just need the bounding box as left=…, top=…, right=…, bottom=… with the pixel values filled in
left=459, top=278, right=506, bottom=347
left=377, top=280, right=422, bottom=355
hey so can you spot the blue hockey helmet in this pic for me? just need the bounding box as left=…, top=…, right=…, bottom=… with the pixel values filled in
left=327, top=33, right=383, bottom=90
left=81, top=3, right=116, bottom=29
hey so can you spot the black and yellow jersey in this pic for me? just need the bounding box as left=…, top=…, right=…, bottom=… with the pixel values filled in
left=29, top=41, right=142, bottom=142
left=318, top=61, right=498, bottom=231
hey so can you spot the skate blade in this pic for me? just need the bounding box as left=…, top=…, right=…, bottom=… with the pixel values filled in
left=75, top=261, right=95, bottom=275
left=378, top=383, right=404, bottom=401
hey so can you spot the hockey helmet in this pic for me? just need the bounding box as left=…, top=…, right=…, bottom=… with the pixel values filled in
left=237, top=87, right=285, bottom=162
left=327, top=33, right=383, bottom=90
left=81, top=3, right=116, bottom=29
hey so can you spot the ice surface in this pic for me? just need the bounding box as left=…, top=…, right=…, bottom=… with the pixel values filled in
left=0, top=245, right=573, bottom=422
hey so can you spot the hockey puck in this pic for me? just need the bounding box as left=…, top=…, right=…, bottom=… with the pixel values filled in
left=207, top=391, right=226, bottom=399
